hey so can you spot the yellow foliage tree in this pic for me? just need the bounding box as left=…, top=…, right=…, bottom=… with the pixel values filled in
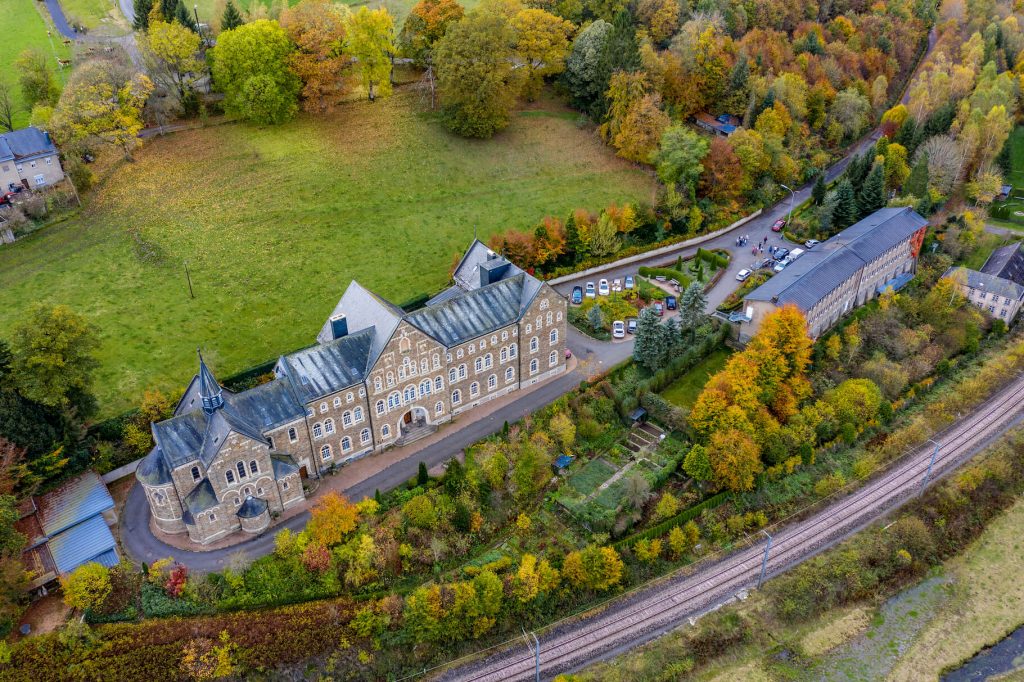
left=307, top=491, right=360, bottom=547
left=60, top=562, right=111, bottom=611
left=708, top=428, right=763, bottom=492
left=512, top=8, right=573, bottom=100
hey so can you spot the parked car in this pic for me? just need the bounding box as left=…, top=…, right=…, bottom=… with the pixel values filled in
left=571, top=286, right=583, bottom=305
left=774, top=247, right=789, bottom=260
left=804, top=239, right=820, bottom=248
left=788, top=248, right=805, bottom=261
left=773, top=258, right=791, bottom=273
left=0, top=193, right=16, bottom=206
left=771, top=218, right=787, bottom=232
left=755, top=258, right=775, bottom=270
left=654, top=302, right=664, bottom=316
left=612, top=320, right=625, bottom=338
left=598, top=279, right=610, bottom=296
left=624, top=275, right=635, bottom=290
left=666, top=295, right=677, bottom=310
left=736, top=268, right=752, bottom=281
left=627, top=317, right=637, bottom=334
left=585, top=282, right=596, bottom=298
left=612, top=278, right=622, bottom=292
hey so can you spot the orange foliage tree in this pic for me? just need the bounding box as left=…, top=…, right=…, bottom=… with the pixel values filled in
left=306, top=491, right=360, bottom=547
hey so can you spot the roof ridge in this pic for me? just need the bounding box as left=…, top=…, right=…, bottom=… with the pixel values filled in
left=407, top=272, right=525, bottom=318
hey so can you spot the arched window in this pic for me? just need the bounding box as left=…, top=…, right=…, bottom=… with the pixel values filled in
left=474, top=357, right=483, bottom=373
left=237, top=461, right=247, bottom=479
left=388, top=392, right=400, bottom=410
left=419, top=379, right=431, bottom=397
left=333, top=397, right=342, bottom=408
left=360, top=428, right=371, bottom=445
left=470, top=382, right=479, bottom=397
left=421, top=358, right=428, bottom=372
left=433, top=353, right=440, bottom=369
left=382, top=424, right=391, bottom=438
left=312, top=423, right=323, bottom=439
left=191, top=466, right=201, bottom=482
left=546, top=311, right=553, bottom=325
left=500, top=347, right=508, bottom=363
left=288, top=427, right=297, bottom=442
left=325, top=418, right=336, bottom=434
left=510, top=343, right=518, bottom=358
left=526, top=324, right=532, bottom=334
left=530, top=337, right=539, bottom=352
left=484, top=353, right=493, bottom=369
left=386, top=372, right=395, bottom=387
left=557, top=311, right=563, bottom=321
left=404, top=386, right=416, bottom=402
left=354, top=406, right=363, bottom=422
left=225, top=470, right=235, bottom=485
left=249, top=460, right=258, bottom=474
left=488, top=374, right=497, bottom=390
left=341, top=436, right=352, bottom=452
left=374, top=376, right=382, bottom=392
left=505, top=367, right=514, bottom=382
left=321, top=444, right=332, bottom=460
left=449, top=368, right=457, bottom=383
left=458, top=364, right=467, bottom=379
left=502, top=331, right=508, bottom=341
left=530, top=359, right=539, bottom=374
left=435, top=400, right=444, bottom=415
left=452, top=389, right=462, bottom=405
left=399, top=337, right=411, bottom=353
left=549, top=350, right=558, bottom=366
left=346, top=392, right=354, bottom=403
left=550, top=329, right=558, bottom=345
left=376, top=400, right=385, bottom=415
left=434, top=376, right=443, bottom=391
left=342, top=412, right=352, bottom=427
left=491, top=334, right=498, bottom=345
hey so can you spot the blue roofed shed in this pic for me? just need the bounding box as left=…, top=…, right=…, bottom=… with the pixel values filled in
left=47, top=515, right=119, bottom=574
left=553, top=454, right=575, bottom=471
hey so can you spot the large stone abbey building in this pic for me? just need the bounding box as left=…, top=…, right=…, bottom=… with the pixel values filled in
left=136, top=241, right=568, bottom=545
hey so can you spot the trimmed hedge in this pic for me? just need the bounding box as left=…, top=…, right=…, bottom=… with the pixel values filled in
left=638, top=266, right=693, bottom=289
left=615, top=491, right=733, bottom=550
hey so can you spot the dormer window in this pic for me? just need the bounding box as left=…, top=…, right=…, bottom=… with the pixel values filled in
left=191, top=466, right=201, bottom=482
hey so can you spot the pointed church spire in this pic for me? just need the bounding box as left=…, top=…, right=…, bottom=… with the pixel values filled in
left=197, top=348, right=224, bottom=413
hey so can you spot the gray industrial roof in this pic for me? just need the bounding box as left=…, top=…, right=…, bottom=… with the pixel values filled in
left=747, top=208, right=928, bottom=310
left=271, top=453, right=299, bottom=477
left=980, top=242, right=1024, bottom=285
left=37, top=471, right=114, bottom=537
left=278, top=328, right=374, bottom=402
left=944, top=266, right=1024, bottom=301
left=406, top=274, right=528, bottom=346
left=46, top=515, right=118, bottom=575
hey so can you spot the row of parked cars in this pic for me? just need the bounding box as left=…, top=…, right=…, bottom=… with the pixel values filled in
left=571, top=275, right=636, bottom=304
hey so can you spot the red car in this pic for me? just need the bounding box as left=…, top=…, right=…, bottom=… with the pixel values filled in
left=653, top=302, right=664, bottom=316
left=771, top=218, right=786, bottom=232
left=0, top=192, right=17, bottom=206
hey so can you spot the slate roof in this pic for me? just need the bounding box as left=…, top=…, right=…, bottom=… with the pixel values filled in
left=277, top=328, right=374, bottom=402
left=944, top=266, right=1024, bottom=301
left=137, top=448, right=173, bottom=486
left=271, top=453, right=299, bottom=477
left=980, top=242, right=1024, bottom=285
left=47, top=515, right=118, bottom=575
left=182, top=479, right=218, bottom=517
left=37, top=471, right=114, bottom=537
left=747, top=208, right=928, bottom=311
left=236, top=495, right=268, bottom=519
left=405, top=274, right=528, bottom=346
left=0, top=127, right=57, bottom=162
left=316, top=281, right=403, bottom=367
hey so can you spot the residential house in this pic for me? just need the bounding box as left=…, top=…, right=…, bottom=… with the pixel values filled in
left=944, top=242, right=1024, bottom=323
left=0, top=127, right=64, bottom=192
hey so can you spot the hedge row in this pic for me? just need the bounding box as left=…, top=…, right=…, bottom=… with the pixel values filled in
left=614, top=491, right=733, bottom=550
left=638, top=266, right=693, bottom=289
left=695, top=248, right=729, bottom=269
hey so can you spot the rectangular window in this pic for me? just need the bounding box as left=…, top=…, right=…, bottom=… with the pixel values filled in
left=46, top=157, right=52, bottom=165
left=33, top=174, right=44, bottom=186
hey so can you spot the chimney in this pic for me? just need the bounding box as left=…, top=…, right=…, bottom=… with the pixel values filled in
left=43, top=131, right=51, bottom=146
left=330, top=314, right=349, bottom=340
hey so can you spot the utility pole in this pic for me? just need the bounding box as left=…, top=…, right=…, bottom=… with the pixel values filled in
left=757, top=529, right=773, bottom=589
left=919, top=439, right=940, bottom=496
left=522, top=628, right=540, bottom=682
left=780, top=184, right=795, bottom=227
left=184, top=261, right=195, bottom=299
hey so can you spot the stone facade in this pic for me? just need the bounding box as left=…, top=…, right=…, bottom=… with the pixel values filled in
left=137, top=240, right=567, bottom=546
left=0, top=127, right=64, bottom=191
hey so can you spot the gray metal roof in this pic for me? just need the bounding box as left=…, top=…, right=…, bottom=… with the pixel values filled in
left=980, top=242, right=1024, bottom=285
left=182, top=479, right=218, bottom=517
left=37, top=471, right=114, bottom=537
left=46, top=515, right=118, bottom=575
left=405, top=274, right=527, bottom=346
left=0, top=127, right=56, bottom=162
left=425, top=285, right=467, bottom=307
left=278, top=328, right=374, bottom=402
left=236, top=495, right=268, bottom=519
left=747, top=208, right=927, bottom=311
left=944, top=266, right=1024, bottom=301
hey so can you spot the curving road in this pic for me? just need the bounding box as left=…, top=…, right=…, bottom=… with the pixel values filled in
left=440, top=372, right=1024, bottom=681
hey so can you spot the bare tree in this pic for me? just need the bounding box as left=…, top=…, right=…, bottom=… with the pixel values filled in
left=916, top=135, right=962, bottom=195
left=0, top=83, right=16, bottom=133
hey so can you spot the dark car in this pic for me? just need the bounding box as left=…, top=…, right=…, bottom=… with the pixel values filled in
left=666, top=295, right=677, bottom=310
left=771, top=218, right=787, bottom=232
left=571, top=286, right=583, bottom=305
left=627, top=318, right=637, bottom=334
left=654, top=302, right=664, bottom=316
left=774, top=247, right=789, bottom=260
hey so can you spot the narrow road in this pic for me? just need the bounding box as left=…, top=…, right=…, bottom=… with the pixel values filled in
left=440, top=373, right=1024, bottom=681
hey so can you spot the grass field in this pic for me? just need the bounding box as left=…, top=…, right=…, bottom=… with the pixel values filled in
left=0, top=0, right=72, bottom=129
left=60, top=0, right=130, bottom=32
left=0, top=91, right=655, bottom=416
left=566, top=459, right=617, bottom=496
left=660, top=348, right=731, bottom=409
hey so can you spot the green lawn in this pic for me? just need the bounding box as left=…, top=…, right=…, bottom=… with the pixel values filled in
left=1004, top=126, right=1024, bottom=189
left=566, top=458, right=617, bottom=496
left=60, top=0, right=130, bottom=32
left=0, top=91, right=655, bottom=416
left=0, top=0, right=72, bottom=129
left=660, top=348, right=732, bottom=409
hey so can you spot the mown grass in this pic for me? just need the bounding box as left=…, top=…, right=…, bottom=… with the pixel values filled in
left=0, top=0, right=72, bottom=129
left=60, top=0, right=130, bottom=32
left=0, top=91, right=655, bottom=415
left=660, top=348, right=731, bottom=409
left=566, top=458, right=617, bottom=496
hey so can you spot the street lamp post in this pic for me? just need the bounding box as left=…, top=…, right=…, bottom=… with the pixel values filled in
left=757, top=529, right=773, bottom=589
left=780, top=184, right=796, bottom=228
left=193, top=5, right=203, bottom=41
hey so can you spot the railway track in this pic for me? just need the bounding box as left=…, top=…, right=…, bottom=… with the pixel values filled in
left=439, top=374, right=1024, bottom=682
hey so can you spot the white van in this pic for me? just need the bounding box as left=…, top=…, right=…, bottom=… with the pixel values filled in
left=788, top=248, right=805, bottom=261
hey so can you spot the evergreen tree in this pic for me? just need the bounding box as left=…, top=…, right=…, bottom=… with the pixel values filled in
left=857, top=164, right=886, bottom=218
left=563, top=212, right=582, bottom=263
left=174, top=0, right=197, bottom=31
left=633, top=307, right=667, bottom=371
left=221, top=0, right=243, bottom=31
left=846, top=151, right=871, bottom=190
left=905, top=155, right=929, bottom=199
left=811, top=173, right=827, bottom=206
left=587, top=303, right=604, bottom=331
left=133, top=0, right=153, bottom=30
left=159, top=0, right=176, bottom=21
left=833, top=179, right=858, bottom=228
left=678, top=281, right=707, bottom=337
left=417, top=461, right=429, bottom=486
left=591, top=10, right=640, bottom=120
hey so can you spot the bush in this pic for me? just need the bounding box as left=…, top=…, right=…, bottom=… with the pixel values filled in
left=638, top=266, right=693, bottom=289
left=813, top=472, right=847, bottom=497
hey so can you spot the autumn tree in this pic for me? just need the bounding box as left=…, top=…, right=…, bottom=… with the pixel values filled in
left=211, top=19, right=300, bottom=124
left=398, top=0, right=464, bottom=67
left=61, top=562, right=111, bottom=611
left=347, top=7, right=395, bottom=101
left=279, top=0, right=351, bottom=113
left=668, top=520, right=699, bottom=558
left=635, top=0, right=679, bottom=44
left=306, top=491, right=360, bottom=546
left=11, top=304, right=99, bottom=412
left=707, top=428, right=762, bottom=492
left=699, top=136, right=744, bottom=204
left=14, top=50, right=60, bottom=110
left=434, top=10, right=521, bottom=137
left=512, top=8, right=573, bottom=100
left=562, top=544, right=624, bottom=591
left=141, top=20, right=204, bottom=109
left=824, top=378, right=882, bottom=428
